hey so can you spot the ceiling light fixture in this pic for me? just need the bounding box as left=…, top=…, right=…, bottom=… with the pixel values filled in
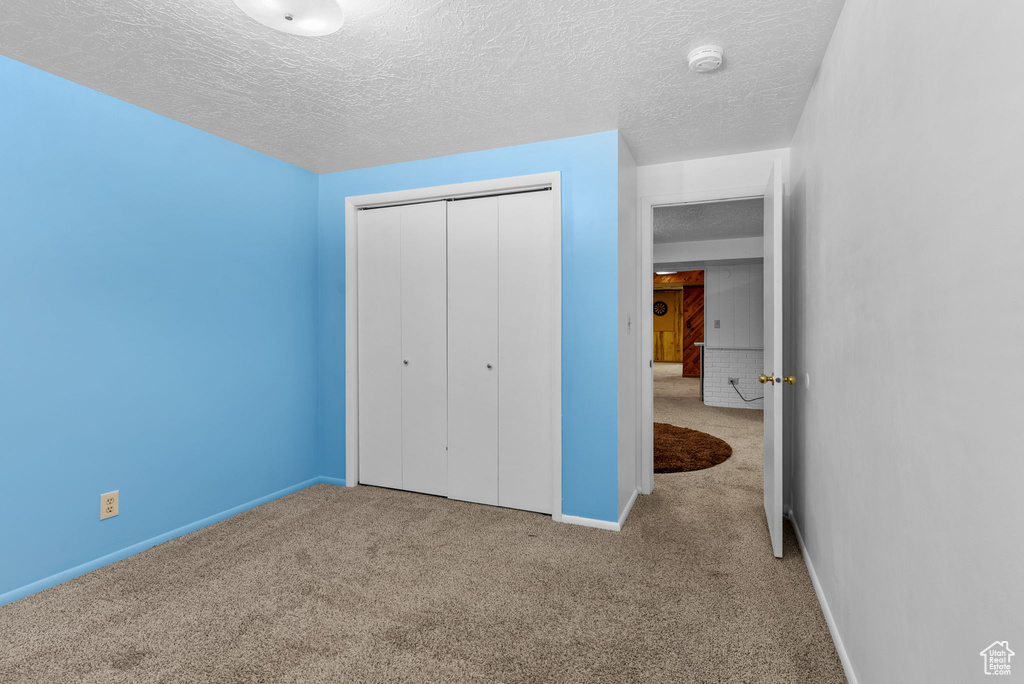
left=233, top=0, right=345, bottom=37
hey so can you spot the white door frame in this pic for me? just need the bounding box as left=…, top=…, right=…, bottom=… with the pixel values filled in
left=345, top=172, right=563, bottom=521
left=638, top=184, right=766, bottom=494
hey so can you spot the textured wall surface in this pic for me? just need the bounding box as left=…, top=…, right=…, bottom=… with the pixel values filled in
left=317, top=131, right=623, bottom=523
left=0, top=56, right=320, bottom=602
left=0, top=0, right=843, bottom=173
left=788, top=1, right=1024, bottom=682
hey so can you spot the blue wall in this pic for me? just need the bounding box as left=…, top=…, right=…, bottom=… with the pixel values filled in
left=317, top=132, right=622, bottom=522
left=0, top=56, right=321, bottom=601
left=0, top=53, right=625, bottom=605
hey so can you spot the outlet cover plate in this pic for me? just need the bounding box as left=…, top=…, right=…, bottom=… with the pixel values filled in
left=100, top=490, right=119, bottom=520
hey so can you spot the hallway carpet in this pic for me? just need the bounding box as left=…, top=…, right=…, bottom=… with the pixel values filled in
left=0, top=368, right=845, bottom=683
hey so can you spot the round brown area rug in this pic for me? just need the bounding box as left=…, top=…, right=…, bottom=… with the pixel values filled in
left=654, top=422, right=733, bottom=472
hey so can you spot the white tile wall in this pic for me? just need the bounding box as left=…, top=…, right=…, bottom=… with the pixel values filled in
left=703, top=347, right=764, bottom=410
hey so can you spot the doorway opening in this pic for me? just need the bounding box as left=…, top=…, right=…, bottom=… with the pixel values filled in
left=648, top=198, right=768, bottom=516
left=638, top=160, right=785, bottom=556
left=652, top=271, right=704, bottom=378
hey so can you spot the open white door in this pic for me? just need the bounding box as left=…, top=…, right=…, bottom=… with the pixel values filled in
left=762, top=160, right=784, bottom=558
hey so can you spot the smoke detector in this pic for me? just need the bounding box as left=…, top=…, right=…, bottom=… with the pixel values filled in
left=688, top=45, right=724, bottom=72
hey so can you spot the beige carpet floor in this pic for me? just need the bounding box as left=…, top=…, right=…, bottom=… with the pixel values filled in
left=0, top=365, right=845, bottom=683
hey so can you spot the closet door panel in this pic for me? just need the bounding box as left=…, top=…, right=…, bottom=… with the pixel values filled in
left=357, top=206, right=403, bottom=489
left=447, top=197, right=499, bottom=506
left=400, top=201, right=449, bottom=496
left=498, top=191, right=555, bottom=514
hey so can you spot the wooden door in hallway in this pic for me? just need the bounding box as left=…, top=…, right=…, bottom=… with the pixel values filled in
left=652, top=290, right=681, bottom=362
left=681, top=285, right=704, bottom=377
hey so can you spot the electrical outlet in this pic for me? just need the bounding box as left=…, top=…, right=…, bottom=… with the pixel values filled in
left=100, top=490, right=119, bottom=520
left=729, top=377, right=739, bottom=385
left=714, top=320, right=721, bottom=329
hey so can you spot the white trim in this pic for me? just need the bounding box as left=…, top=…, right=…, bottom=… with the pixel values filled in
left=344, top=197, right=359, bottom=488
left=549, top=177, right=563, bottom=522
left=350, top=176, right=556, bottom=210
left=561, top=514, right=621, bottom=532
left=344, top=173, right=563, bottom=520
left=638, top=184, right=767, bottom=496
left=655, top=236, right=764, bottom=264
left=618, top=487, right=639, bottom=529
left=634, top=189, right=645, bottom=507
left=789, top=512, right=860, bottom=684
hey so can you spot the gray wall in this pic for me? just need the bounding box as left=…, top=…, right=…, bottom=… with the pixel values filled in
left=705, top=263, right=764, bottom=349
left=703, top=262, right=765, bottom=410
left=788, top=1, right=1024, bottom=682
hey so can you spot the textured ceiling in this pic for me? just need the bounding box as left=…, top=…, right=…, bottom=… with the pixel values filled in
left=0, top=0, right=845, bottom=173
left=654, top=198, right=763, bottom=243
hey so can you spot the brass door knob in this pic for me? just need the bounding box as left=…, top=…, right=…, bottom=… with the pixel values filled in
left=783, top=375, right=797, bottom=385
left=758, top=374, right=775, bottom=385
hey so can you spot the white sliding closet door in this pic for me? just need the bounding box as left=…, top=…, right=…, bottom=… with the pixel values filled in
left=357, top=184, right=556, bottom=516
left=498, top=191, right=555, bottom=514
left=358, top=201, right=447, bottom=494
left=357, top=206, right=403, bottom=489
left=447, top=198, right=499, bottom=505
left=400, top=201, right=449, bottom=496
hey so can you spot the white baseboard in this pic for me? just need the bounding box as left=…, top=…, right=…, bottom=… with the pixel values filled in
left=560, top=514, right=621, bottom=532
left=789, top=513, right=859, bottom=684
left=618, top=488, right=639, bottom=529
left=561, top=488, right=642, bottom=532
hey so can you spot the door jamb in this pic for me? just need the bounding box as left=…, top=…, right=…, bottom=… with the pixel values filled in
left=345, top=172, right=563, bottom=521
left=639, top=185, right=766, bottom=495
